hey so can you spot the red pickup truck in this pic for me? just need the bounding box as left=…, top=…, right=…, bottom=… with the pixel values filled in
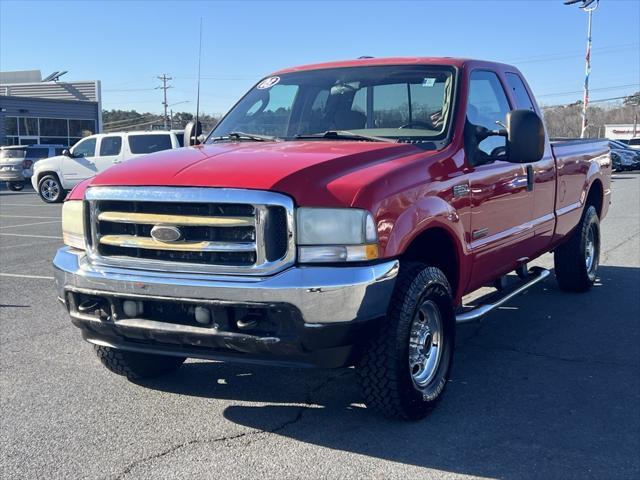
left=54, top=57, right=611, bottom=419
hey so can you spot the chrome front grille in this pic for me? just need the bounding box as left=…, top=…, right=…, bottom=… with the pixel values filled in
left=85, top=187, right=295, bottom=275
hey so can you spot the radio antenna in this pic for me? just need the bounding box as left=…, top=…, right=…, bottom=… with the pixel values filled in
left=195, top=17, right=203, bottom=140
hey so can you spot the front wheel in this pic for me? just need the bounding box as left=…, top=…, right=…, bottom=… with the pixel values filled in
left=357, top=263, right=455, bottom=420
left=554, top=205, right=600, bottom=292
left=7, top=181, right=25, bottom=191
left=94, top=346, right=186, bottom=380
left=38, top=174, right=64, bottom=203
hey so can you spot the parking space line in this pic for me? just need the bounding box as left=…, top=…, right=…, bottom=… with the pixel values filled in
left=2, top=241, right=61, bottom=250
left=0, top=221, right=60, bottom=229
left=0, top=233, right=63, bottom=239
left=0, top=215, right=60, bottom=219
left=0, top=273, right=54, bottom=280
left=0, top=203, right=52, bottom=207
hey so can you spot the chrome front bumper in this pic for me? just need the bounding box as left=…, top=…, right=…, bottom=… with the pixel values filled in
left=53, top=247, right=398, bottom=325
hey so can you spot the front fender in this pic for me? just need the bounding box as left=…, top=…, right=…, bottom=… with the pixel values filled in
left=382, top=195, right=466, bottom=257
left=33, top=156, right=64, bottom=187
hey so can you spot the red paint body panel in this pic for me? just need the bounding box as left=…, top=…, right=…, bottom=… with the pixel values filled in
left=70, top=58, right=611, bottom=303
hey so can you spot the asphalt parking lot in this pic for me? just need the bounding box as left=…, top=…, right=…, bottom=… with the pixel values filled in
left=1, top=176, right=639, bottom=480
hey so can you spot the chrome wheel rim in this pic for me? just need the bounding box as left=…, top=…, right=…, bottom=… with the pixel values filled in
left=585, top=226, right=596, bottom=273
left=409, top=300, right=443, bottom=388
left=41, top=179, right=59, bottom=201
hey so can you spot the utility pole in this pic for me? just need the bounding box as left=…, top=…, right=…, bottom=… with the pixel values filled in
left=564, top=0, right=599, bottom=138
left=156, top=74, right=173, bottom=130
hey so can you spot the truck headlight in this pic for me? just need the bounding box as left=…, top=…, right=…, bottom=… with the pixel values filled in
left=296, top=208, right=379, bottom=263
left=62, top=200, right=85, bottom=250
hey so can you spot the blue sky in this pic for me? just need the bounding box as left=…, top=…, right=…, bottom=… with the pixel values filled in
left=1, top=0, right=638, bottom=116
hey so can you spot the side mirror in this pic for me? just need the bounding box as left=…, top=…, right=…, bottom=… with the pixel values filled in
left=506, top=109, right=545, bottom=163
left=62, top=149, right=72, bottom=157
left=184, top=120, right=203, bottom=146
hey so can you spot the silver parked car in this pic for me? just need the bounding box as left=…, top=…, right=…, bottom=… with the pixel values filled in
left=609, top=140, right=640, bottom=171
left=0, top=145, right=66, bottom=191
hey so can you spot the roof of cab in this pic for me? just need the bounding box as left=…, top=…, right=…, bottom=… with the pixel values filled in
left=271, top=56, right=516, bottom=75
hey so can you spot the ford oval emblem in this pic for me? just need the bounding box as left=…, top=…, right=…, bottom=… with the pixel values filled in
left=150, top=225, right=182, bottom=243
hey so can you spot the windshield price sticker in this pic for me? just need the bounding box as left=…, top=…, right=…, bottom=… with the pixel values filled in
left=257, top=76, right=280, bottom=89
left=422, top=77, right=436, bottom=87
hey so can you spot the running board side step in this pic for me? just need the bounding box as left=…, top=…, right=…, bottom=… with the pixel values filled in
left=456, top=267, right=551, bottom=324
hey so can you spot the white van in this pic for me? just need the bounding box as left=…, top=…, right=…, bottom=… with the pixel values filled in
left=32, top=130, right=182, bottom=203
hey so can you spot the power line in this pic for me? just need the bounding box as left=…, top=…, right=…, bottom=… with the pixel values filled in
left=103, top=113, right=157, bottom=126
left=507, top=43, right=638, bottom=64
left=104, top=118, right=160, bottom=132
left=536, top=83, right=640, bottom=98
left=103, top=87, right=157, bottom=93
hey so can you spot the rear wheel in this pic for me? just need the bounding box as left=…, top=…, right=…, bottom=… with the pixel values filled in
left=357, top=263, right=455, bottom=420
left=38, top=174, right=64, bottom=203
left=554, top=205, right=600, bottom=292
left=7, top=182, right=24, bottom=191
left=94, top=346, right=186, bottom=380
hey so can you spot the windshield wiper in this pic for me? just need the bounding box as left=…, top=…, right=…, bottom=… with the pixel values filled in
left=210, top=131, right=279, bottom=142
left=294, top=130, right=397, bottom=143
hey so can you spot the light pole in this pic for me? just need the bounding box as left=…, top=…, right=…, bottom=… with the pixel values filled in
left=167, top=101, right=190, bottom=130
left=564, top=0, right=599, bottom=138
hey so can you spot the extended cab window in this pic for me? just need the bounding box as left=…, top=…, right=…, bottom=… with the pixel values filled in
left=505, top=73, right=535, bottom=111
left=100, top=136, right=122, bottom=156
left=128, top=134, right=172, bottom=154
left=467, top=71, right=511, bottom=157
left=73, top=138, right=96, bottom=157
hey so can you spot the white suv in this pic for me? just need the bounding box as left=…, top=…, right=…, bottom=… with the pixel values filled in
left=32, top=130, right=182, bottom=203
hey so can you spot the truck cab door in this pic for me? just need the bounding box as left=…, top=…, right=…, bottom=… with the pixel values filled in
left=465, top=70, right=535, bottom=290
left=95, top=135, right=124, bottom=171
left=62, top=136, right=98, bottom=186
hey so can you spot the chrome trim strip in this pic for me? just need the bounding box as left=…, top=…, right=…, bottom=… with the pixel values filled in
left=98, top=211, right=254, bottom=227
left=85, top=186, right=296, bottom=276
left=456, top=267, right=550, bottom=324
left=99, top=235, right=256, bottom=252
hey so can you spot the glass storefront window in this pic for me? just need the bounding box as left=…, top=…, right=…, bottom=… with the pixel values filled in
left=39, top=118, right=69, bottom=137
left=19, top=117, right=39, bottom=136
left=2, top=117, right=96, bottom=146
left=5, top=117, right=18, bottom=136
left=69, top=119, right=96, bottom=137
left=40, top=137, right=69, bottom=146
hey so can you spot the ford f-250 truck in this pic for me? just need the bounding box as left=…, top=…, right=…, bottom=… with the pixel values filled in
left=53, top=58, right=611, bottom=420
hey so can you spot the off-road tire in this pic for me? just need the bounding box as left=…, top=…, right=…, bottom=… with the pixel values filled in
left=8, top=182, right=25, bottom=191
left=554, top=205, right=600, bottom=293
left=38, top=174, right=65, bottom=203
left=94, top=346, right=186, bottom=380
left=357, top=263, right=455, bottom=420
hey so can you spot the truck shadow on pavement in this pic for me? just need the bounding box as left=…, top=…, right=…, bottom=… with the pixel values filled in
left=140, top=265, right=640, bottom=478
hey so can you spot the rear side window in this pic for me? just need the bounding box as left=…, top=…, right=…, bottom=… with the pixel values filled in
left=128, top=134, right=172, bottom=154
left=505, top=73, right=535, bottom=111
left=175, top=134, right=184, bottom=147
left=100, top=136, right=122, bottom=156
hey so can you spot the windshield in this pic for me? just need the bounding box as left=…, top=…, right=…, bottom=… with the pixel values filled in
left=0, top=148, right=26, bottom=160
left=208, top=65, right=456, bottom=144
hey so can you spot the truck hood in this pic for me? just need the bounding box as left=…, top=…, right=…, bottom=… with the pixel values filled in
left=87, top=141, right=428, bottom=206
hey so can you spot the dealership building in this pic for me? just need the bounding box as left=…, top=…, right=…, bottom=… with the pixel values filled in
left=0, top=70, right=102, bottom=146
